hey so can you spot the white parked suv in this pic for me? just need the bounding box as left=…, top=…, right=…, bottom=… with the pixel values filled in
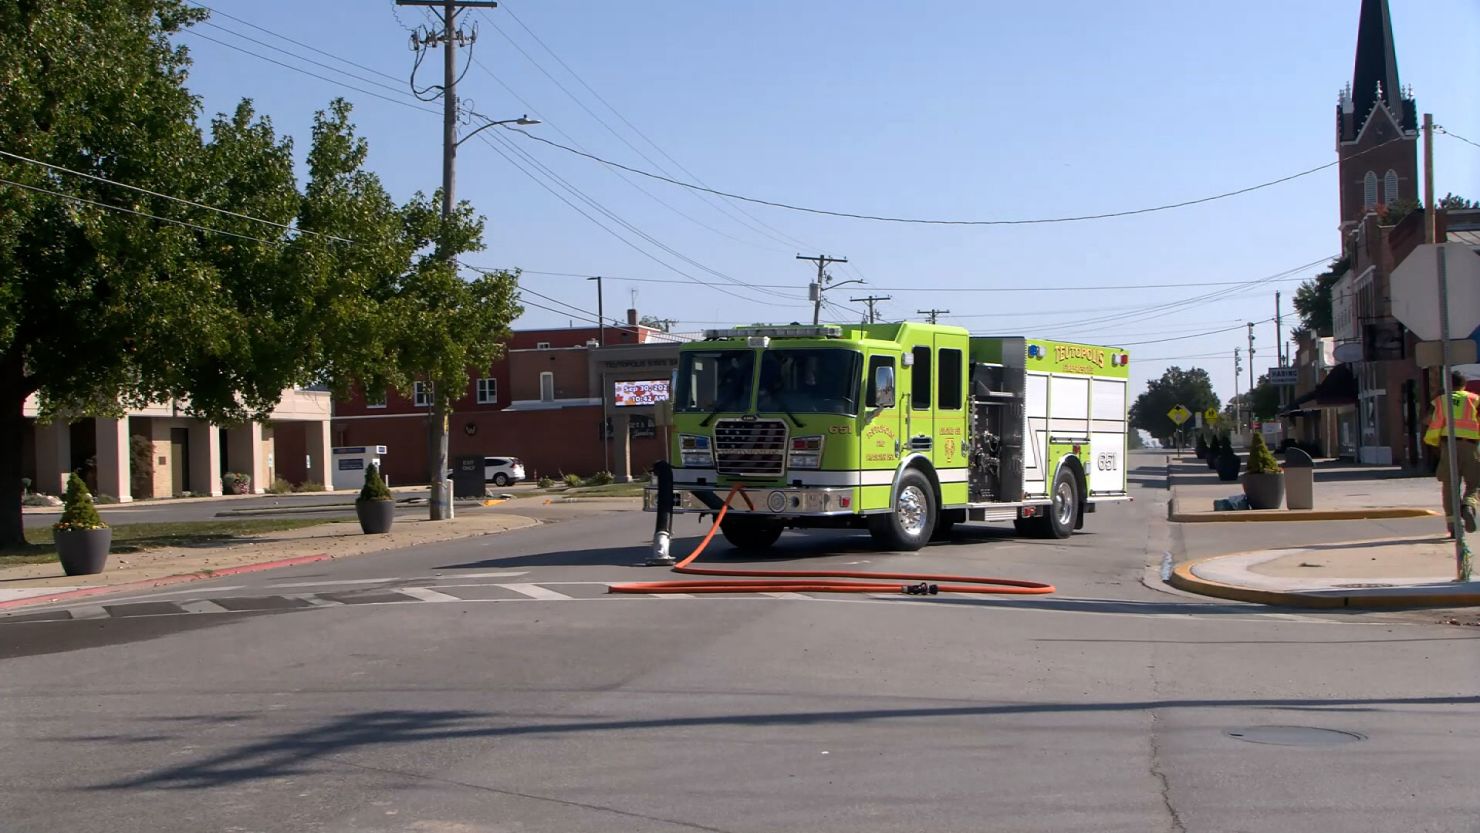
left=482, top=456, right=525, bottom=486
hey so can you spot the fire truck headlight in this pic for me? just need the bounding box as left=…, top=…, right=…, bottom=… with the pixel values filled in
left=788, top=435, right=823, bottom=470
left=679, top=434, right=713, bottom=467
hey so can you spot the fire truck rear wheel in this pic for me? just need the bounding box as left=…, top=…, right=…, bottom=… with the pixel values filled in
left=868, top=469, right=937, bottom=551
left=719, top=517, right=784, bottom=552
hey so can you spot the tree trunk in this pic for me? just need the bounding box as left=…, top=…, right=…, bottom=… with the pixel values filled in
left=427, top=398, right=451, bottom=521
left=0, top=381, right=30, bottom=548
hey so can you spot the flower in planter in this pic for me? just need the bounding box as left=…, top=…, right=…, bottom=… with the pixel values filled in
left=54, top=473, right=108, bottom=532
left=358, top=463, right=393, bottom=502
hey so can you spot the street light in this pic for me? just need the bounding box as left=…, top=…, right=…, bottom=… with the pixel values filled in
left=456, top=114, right=541, bottom=147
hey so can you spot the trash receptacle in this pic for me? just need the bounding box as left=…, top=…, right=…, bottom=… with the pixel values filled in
left=1284, top=447, right=1315, bottom=510
left=452, top=455, right=486, bottom=499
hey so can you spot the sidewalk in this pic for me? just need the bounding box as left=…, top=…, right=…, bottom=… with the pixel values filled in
left=1160, top=453, right=1476, bottom=608
left=1165, top=454, right=1439, bottom=522
left=0, top=512, right=538, bottom=610
left=1170, top=535, right=1479, bottom=608
left=19, top=484, right=438, bottom=515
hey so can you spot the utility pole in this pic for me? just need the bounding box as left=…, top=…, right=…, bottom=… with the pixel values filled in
left=398, top=0, right=499, bottom=521
left=917, top=308, right=950, bottom=324
left=1246, top=323, right=1256, bottom=393
left=1274, top=291, right=1284, bottom=367
left=1234, top=347, right=1242, bottom=433
left=587, top=275, right=604, bottom=345
left=849, top=295, right=890, bottom=324
left=1424, top=112, right=1469, bottom=580
left=797, top=254, right=849, bottom=325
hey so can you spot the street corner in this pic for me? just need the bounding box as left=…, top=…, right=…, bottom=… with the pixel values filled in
left=1169, top=536, right=1480, bottom=609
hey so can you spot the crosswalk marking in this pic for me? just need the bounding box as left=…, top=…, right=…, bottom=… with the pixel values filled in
left=650, top=593, right=695, bottom=599
left=178, top=600, right=229, bottom=614
left=762, top=592, right=812, bottom=600
left=69, top=605, right=110, bottom=620
left=283, top=593, right=344, bottom=607
left=500, top=583, right=573, bottom=601
left=396, top=587, right=464, bottom=603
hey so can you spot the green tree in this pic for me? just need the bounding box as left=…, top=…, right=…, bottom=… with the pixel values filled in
left=1292, top=255, right=1350, bottom=338
left=1129, top=366, right=1220, bottom=445
left=0, top=2, right=503, bottom=545
left=1439, top=193, right=1477, bottom=210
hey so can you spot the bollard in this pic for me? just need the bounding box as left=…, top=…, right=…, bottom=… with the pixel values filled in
left=648, top=460, right=677, bottom=565
left=1284, top=447, right=1315, bottom=510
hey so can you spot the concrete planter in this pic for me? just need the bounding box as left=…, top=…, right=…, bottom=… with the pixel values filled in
left=55, top=528, right=112, bottom=576
left=1241, top=472, right=1285, bottom=510
left=355, top=499, right=396, bottom=535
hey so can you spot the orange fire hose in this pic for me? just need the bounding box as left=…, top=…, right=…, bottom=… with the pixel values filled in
left=608, top=485, right=1056, bottom=596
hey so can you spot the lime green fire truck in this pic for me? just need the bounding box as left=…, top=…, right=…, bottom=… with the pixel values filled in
left=645, top=322, right=1132, bottom=553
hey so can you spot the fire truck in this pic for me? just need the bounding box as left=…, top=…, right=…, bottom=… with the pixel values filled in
left=645, top=323, right=1131, bottom=551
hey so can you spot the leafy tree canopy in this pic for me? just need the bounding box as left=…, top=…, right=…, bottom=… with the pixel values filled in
left=1129, top=366, right=1220, bottom=444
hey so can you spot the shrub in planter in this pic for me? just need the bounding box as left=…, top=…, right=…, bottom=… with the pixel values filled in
left=1214, top=435, right=1241, bottom=482
left=222, top=472, right=252, bottom=495
left=355, top=463, right=395, bottom=534
left=1241, top=433, right=1285, bottom=509
left=54, top=473, right=111, bottom=576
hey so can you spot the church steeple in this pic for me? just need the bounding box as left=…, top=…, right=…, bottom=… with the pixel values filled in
left=1347, top=0, right=1414, bottom=134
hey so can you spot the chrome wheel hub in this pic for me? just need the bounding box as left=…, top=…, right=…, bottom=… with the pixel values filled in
left=1054, top=479, right=1075, bottom=526
left=898, top=485, right=928, bottom=536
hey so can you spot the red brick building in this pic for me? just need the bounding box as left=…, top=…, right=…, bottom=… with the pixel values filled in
left=331, top=311, right=685, bottom=485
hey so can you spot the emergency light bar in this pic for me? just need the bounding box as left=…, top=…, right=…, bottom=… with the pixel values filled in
left=702, top=325, right=843, bottom=340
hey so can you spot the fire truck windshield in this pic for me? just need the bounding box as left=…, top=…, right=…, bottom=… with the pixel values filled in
left=674, top=350, right=754, bottom=413
left=757, top=349, right=861, bottom=415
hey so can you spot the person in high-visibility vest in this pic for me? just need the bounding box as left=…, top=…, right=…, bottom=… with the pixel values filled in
left=1424, top=370, right=1480, bottom=536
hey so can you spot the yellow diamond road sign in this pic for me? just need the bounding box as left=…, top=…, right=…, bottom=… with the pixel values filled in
left=1203, top=407, right=1220, bottom=424
left=1167, top=405, right=1191, bottom=426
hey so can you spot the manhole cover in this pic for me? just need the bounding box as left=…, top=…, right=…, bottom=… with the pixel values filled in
left=1332, top=583, right=1395, bottom=589
left=1225, top=726, right=1366, bottom=746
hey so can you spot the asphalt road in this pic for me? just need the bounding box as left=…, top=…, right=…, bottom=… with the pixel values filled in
left=3, top=451, right=1477, bottom=832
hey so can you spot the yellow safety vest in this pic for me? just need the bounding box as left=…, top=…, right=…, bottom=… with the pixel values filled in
left=1424, top=390, right=1480, bottom=446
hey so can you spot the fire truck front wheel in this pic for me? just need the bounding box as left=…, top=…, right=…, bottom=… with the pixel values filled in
left=719, top=517, right=784, bottom=552
left=868, top=469, right=937, bottom=551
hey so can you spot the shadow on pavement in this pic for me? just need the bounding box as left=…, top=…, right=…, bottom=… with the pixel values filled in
left=94, top=693, right=1480, bottom=790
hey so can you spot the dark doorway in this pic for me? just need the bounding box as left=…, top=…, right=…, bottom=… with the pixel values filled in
left=170, top=428, right=191, bottom=495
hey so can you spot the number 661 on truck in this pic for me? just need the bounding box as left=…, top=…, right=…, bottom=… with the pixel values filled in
left=645, top=322, right=1131, bottom=553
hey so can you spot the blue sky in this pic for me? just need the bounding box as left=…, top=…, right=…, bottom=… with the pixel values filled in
left=178, top=0, right=1479, bottom=402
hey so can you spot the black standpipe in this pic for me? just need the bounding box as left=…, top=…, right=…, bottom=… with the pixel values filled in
left=649, top=460, right=676, bottom=565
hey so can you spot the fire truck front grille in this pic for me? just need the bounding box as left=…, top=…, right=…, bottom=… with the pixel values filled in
left=713, top=419, right=788, bottom=477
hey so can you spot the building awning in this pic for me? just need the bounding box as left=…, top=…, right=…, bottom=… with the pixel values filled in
left=1287, top=363, right=1358, bottom=410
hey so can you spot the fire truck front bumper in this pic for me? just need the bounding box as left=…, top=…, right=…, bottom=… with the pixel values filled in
left=643, top=485, right=858, bottom=516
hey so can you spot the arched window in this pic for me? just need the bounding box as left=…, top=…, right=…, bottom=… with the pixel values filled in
left=1383, top=169, right=1399, bottom=204
left=1363, top=171, right=1378, bottom=208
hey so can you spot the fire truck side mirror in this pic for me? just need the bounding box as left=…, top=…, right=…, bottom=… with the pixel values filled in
left=872, top=365, right=896, bottom=409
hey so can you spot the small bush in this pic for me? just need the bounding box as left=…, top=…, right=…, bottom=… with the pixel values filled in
left=22, top=493, right=59, bottom=507
left=54, top=473, right=106, bottom=531
left=222, top=472, right=252, bottom=495
left=20, top=477, right=31, bottom=494
left=358, top=462, right=392, bottom=502
left=265, top=478, right=294, bottom=494
left=294, top=480, right=326, bottom=493
left=537, top=476, right=555, bottom=489
left=585, top=470, right=614, bottom=486
left=94, top=493, right=120, bottom=505
left=562, top=473, right=584, bottom=488
left=1246, top=433, right=1282, bottom=474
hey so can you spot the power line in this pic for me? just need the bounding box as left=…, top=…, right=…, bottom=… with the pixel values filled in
left=190, top=1, right=405, bottom=82
left=502, top=128, right=1413, bottom=227
left=174, top=12, right=795, bottom=312
left=1437, top=126, right=1480, bottom=152
left=0, top=175, right=294, bottom=245
left=0, top=148, right=353, bottom=243
left=506, top=269, right=1318, bottom=293
left=486, top=3, right=820, bottom=252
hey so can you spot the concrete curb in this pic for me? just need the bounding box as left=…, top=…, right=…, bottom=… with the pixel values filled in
left=1168, top=556, right=1480, bottom=609
left=0, top=553, right=332, bottom=612
left=1167, top=494, right=1437, bottom=523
